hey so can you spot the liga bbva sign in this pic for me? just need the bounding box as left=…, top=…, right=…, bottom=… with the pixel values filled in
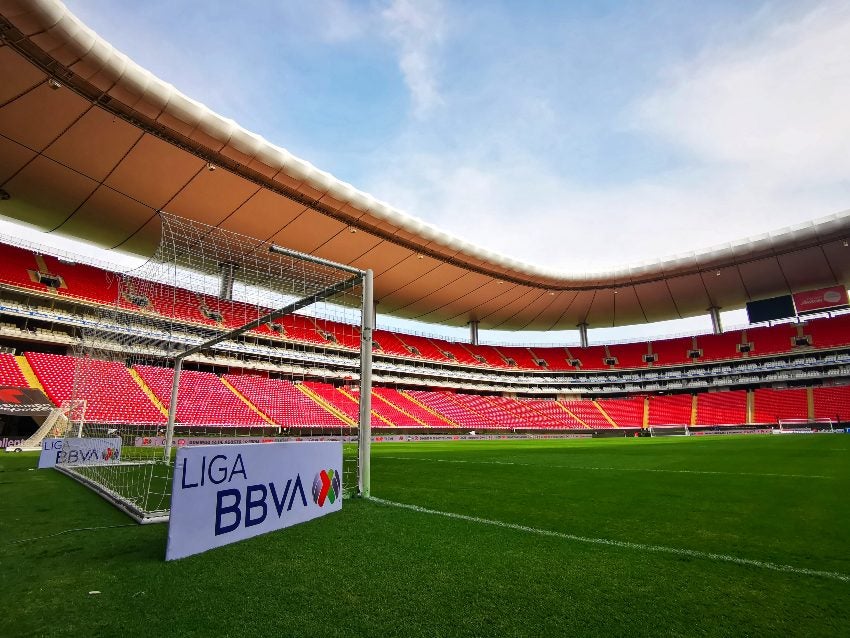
left=166, top=442, right=342, bottom=561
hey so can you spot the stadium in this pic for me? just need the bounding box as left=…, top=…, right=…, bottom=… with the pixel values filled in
left=0, top=1, right=848, bottom=636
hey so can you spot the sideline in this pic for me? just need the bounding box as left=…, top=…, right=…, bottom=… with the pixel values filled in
left=369, top=496, right=850, bottom=583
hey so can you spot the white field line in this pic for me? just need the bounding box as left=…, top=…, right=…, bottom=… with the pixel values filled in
left=368, top=496, right=850, bottom=583
left=378, top=456, right=832, bottom=480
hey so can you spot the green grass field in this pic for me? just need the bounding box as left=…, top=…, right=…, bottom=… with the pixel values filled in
left=2, top=435, right=849, bottom=637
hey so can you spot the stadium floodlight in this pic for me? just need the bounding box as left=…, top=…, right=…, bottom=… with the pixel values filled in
left=55, top=212, right=373, bottom=522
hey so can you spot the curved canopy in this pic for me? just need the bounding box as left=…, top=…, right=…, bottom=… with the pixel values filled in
left=1, top=0, right=849, bottom=330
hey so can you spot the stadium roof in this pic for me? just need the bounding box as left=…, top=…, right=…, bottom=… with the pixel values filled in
left=1, top=0, right=850, bottom=331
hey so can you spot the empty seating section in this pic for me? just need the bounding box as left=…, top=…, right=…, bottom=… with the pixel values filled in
left=746, top=324, right=797, bottom=356
left=429, top=339, right=479, bottom=365
left=695, top=331, right=744, bottom=361
left=4, top=242, right=850, bottom=373
left=484, top=396, right=561, bottom=428
left=560, top=401, right=610, bottom=428
left=0, top=243, right=42, bottom=290
left=648, top=395, right=692, bottom=425
left=806, top=314, right=850, bottom=349
left=753, top=388, right=808, bottom=423
left=374, top=388, right=452, bottom=427
left=695, top=391, right=747, bottom=425
left=350, top=388, right=427, bottom=426
left=605, top=342, right=649, bottom=369
left=497, top=346, right=541, bottom=369
left=649, top=338, right=692, bottom=366
left=463, top=344, right=511, bottom=368
left=303, top=382, right=383, bottom=427
left=395, top=334, right=451, bottom=362
left=520, top=399, right=586, bottom=428
left=313, top=318, right=361, bottom=349
left=0, top=353, right=27, bottom=386
left=448, top=393, right=519, bottom=428
left=373, top=330, right=414, bottom=356
left=407, top=390, right=492, bottom=428
left=134, top=365, right=260, bottom=425
left=597, top=398, right=644, bottom=427
left=568, top=346, right=609, bottom=370
left=223, top=375, right=345, bottom=427
left=813, top=385, right=850, bottom=421
left=530, top=347, right=572, bottom=370
left=25, top=352, right=165, bottom=424
left=40, top=255, right=118, bottom=305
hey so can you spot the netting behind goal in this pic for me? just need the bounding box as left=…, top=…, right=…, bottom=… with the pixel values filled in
left=649, top=425, right=691, bottom=437
left=58, top=213, right=372, bottom=522
left=777, top=418, right=835, bottom=432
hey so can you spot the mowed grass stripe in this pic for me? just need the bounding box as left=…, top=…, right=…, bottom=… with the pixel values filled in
left=379, top=455, right=833, bottom=479
left=369, top=496, right=850, bottom=583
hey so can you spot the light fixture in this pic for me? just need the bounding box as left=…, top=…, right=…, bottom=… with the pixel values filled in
left=844, top=240, right=849, bottom=247
left=206, top=162, right=216, bottom=172
left=349, top=227, right=357, bottom=234
left=716, top=271, right=721, bottom=277
left=613, top=290, right=618, bottom=294
left=416, top=253, right=424, bottom=259
left=548, top=291, right=555, bottom=296
left=47, top=78, right=61, bottom=90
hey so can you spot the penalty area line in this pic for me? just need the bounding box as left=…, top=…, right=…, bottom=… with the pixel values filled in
left=368, top=496, right=850, bottom=583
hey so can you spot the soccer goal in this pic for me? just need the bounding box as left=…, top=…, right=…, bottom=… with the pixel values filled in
left=56, top=213, right=373, bottom=523
left=777, top=418, right=835, bottom=433
left=648, top=425, right=691, bottom=437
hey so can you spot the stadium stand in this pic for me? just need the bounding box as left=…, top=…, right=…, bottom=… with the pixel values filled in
left=649, top=337, right=693, bottom=366
left=373, top=388, right=455, bottom=427
left=695, top=390, right=747, bottom=425
left=302, top=382, right=384, bottom=427
left=695, top=330, right=745, bottom=361
left=605, top=342, right=650, bottom=369
left=517, top=399, right=586, bottom=428
left=223, top=374, right=347, bottom=428
left=560, top=400, right=611, bottom=429
left=753, top=387, right=809, bottom=423
left=806, top=314, right=850, bottom=349
left=528, top=346, right=572, bottom=370
left=407, top=390, right=495, bottom=429
left=813, top=385, right=850, bottom=422
left=133, top=365, right=260, bottom=426
left=0, top=353, right=28, bottom=387
left=647, top=394, right=692, bottom=425
left=597, top=397, right=645, bottom=428
left=25, top=352, right=165, bottom=424
left=5, top=240, right=850, bottom=432
left=746, top=323, right=798, bottom=356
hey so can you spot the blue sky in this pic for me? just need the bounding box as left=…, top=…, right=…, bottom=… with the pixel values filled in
left=4, top=0, right=850, bottom=343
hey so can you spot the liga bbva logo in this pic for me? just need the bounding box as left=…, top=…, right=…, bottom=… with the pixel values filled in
left=312, top=469, right=340, bottom=507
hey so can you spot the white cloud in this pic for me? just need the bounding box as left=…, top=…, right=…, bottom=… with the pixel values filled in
left=633, top=3, right=850, bottom=184
left=381, top=0, right=446, bottom=117
left=365, top=2, right=850, bottom=272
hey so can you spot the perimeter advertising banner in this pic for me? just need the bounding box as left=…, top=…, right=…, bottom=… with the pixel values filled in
left=166, top=442, right=342, bottom=561
left=39, top=437, right=123, bottom=469
left=0, top=386, right=53, bottom=416
left=792, top=285, right=849, bottom=314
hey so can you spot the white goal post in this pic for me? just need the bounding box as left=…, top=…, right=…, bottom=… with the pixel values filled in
left=56, top=213, right=373, bottom=523
left=777, top=418, right=835, bottom=432
left=648, top=425, right=691, bottom=437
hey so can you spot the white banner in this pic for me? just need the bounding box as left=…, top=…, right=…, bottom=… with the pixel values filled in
left=38, top=437, right=122, bottom=468
left=166, top=442, right=342, bottom=561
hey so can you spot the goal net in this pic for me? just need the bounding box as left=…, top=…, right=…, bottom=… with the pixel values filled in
left=777, top=418, right=835, bottom=432
left=648, top=425, right=691, bottom=437
left=56, top=213, right=372, bottom=523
